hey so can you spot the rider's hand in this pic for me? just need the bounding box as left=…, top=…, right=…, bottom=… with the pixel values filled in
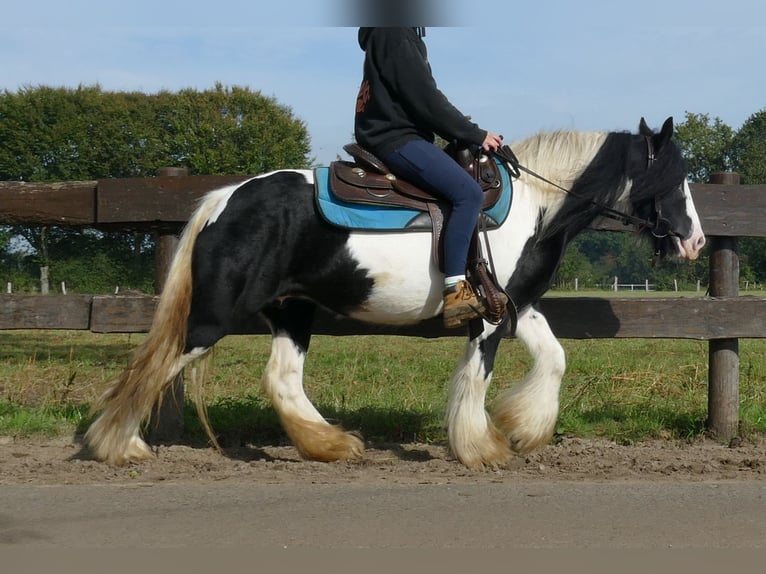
left=482, top=132, right=504, bottom=152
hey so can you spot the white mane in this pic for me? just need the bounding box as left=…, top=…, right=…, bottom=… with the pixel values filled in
left=512, top=131, right=607, bottom=195
left=511, top=130, right=608, bottom=228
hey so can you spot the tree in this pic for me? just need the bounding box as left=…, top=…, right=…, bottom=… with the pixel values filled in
left=731, top=109, right=766, bottom=185
left=731, top=109, right=766, bottom=285
left=674, top=112, right=734, bottom=183
left=155, top=85, right=312, bottom=174
left=0, top=84, right=313, bottom=293
left=0, top=83, right=311, bottom=181
left=556, top=243, right=594, bottom=289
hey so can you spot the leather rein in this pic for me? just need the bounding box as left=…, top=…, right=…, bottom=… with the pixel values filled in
left=491, top=137, right=679, bottom=241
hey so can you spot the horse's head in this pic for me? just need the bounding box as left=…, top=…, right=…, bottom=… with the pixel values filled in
left=627, top=117, right=706, bottom=260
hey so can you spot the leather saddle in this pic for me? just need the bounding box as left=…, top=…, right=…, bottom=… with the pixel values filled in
left=330, top=143, right=504, bottom=213
left=327, top=143, right=513, bottom=328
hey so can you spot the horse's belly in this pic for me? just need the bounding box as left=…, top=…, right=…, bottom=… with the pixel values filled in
left=345, top=232, right=443, bottom=325
left=347, top=290, right=442, bottom=325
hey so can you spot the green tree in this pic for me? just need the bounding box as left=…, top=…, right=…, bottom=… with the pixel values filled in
left=674, top=111, right=734, bottom=183
left=0, top=84, right=312, bottom=293
left=731, top=109, right=766, bottom=185
left=155, top=84, right=312, bottom=174
left=731, top=109, right=766, bottom=285
left=0, top=83, right=311, bottom=181
left=556, top=244, right=594, bottom=289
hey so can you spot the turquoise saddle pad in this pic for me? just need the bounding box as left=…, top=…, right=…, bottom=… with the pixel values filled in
left=314, top=158, right=513, bottom=231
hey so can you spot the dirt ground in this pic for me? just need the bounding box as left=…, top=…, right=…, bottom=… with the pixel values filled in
left=1, top=434, right=764, bottom=485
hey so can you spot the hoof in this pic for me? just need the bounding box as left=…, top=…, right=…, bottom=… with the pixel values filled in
left=283, top=418, right=365, bottom=462
left=449, top=421, right=513, bottom=470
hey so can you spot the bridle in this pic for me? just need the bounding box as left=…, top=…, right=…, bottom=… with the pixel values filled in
left=641, top=136, right=675, bottom=241
left=492, top=137, right=680, bottom=243
left=473, top=134, right=682, bottom=329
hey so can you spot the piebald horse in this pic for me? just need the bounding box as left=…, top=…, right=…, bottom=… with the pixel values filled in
left=85, top=117, right=705, bottom=469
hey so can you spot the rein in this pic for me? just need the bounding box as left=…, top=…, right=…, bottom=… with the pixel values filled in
left=492, top=140, right=677, bottom=240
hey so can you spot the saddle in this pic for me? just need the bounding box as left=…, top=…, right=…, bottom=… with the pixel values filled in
left=328, top=143, right=512, bottom=326
left=331, top=143, right=504, bottom=212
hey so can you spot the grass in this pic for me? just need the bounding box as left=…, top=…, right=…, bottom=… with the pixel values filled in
left=545, top=289, right=706, bottom=298
left=1, top=329, right=765, bottom=446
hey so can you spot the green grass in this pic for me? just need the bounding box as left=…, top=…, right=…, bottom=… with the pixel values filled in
left=1, top=329, right=765, bottom=445
left=544, top=289, right=706, bottom=298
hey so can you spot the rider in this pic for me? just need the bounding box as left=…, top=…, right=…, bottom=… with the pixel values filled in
left=354, top=27, right=504, bottom=328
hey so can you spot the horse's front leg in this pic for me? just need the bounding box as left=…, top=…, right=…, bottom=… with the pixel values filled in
left=491, top=306, right=565, bottom=454
left=445, top=325, right=512, bottom=469
left=260, top=301, right=364, bottom=462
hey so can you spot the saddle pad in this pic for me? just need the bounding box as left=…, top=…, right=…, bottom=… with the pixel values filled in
left=314, top=158, right=513, bottom=232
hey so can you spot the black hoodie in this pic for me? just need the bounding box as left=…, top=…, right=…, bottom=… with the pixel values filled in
left=354, top=27, right=486, bottom=159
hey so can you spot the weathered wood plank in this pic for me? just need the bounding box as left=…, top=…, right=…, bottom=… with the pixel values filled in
left=96, top=176, right=252, bottom=224
left=7, top=295, right=757, bottom=340
left=0, top=294, right=92, bottom=330
left=90, top=295, right=159, bottom=333
left=1, top=179, right=764, bottom=237
left=538, top=297, right=766, bottom=339
left=0, top=181, right=97, bottom=225
left=689, top=184, right=766, bottom=238
left=308, top=297, right=766, bottom=340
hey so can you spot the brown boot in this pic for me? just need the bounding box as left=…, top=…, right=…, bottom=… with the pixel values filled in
left=442, top=280, right=486, bottom=328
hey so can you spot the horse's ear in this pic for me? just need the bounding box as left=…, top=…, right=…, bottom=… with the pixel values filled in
left=657, top=117, right=674, bottom=148
left=652, top=117, right=673, bottom=151
left=639, top=117, right=653, bottom=136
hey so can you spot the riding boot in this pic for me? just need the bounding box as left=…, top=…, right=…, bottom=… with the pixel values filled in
left=442, top=280, right=486, bottom=328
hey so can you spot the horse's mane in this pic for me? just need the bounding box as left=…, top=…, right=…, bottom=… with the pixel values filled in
left=512, top=130, right=609, bottom=195
left=511, top=130, right=610, bottom=230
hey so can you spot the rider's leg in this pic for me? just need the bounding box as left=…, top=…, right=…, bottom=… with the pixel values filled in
left=383, top=139, right=484, bottom=327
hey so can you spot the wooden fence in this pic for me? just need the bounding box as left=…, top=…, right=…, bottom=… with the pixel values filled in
left=1, top=169, right=765, bottom=442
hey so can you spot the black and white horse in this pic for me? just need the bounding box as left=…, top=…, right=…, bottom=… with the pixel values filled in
left=86, top=117, right=705, bottom=469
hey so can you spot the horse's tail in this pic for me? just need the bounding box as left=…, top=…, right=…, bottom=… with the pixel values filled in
left=85, top=190, right=225, bottom=465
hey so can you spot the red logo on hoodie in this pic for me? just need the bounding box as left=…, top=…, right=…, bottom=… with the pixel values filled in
left=356, top=80, right=370, bottom=113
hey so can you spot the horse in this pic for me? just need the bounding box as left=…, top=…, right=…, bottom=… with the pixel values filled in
left=85, top=117, right=706, bottom=470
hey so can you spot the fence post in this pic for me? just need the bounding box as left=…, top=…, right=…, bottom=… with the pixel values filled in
left=149, top=167, right=187, bottom=443
left=707, top=171, right=740, bottom=442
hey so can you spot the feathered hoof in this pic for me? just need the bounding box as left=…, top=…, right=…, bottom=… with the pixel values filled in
left=490, top=394, right=558, bottom=455
left=283, top=418, right=365, bottom=462
left=492, top=408, right=555, bottom=455
left=87, top=432, right=155, bottom=466
left=449, top=423, right=513, bottom=470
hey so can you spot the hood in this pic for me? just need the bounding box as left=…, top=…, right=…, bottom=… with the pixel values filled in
left=358, top=27, right=373, bottom=50
left=358, top=27, right=425, bottom=50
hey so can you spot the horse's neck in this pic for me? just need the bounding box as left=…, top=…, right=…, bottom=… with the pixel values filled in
left=513, top=131, right=608, bottom=193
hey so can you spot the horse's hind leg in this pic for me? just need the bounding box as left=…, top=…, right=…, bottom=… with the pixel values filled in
left=445, top=326, right=513, bottom=469
left=260, top=299, right=364, bottom=462
left=491, top=306, right=565, bottom=454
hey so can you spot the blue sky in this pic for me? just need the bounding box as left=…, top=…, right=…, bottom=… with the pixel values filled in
left=2, top=0, right=764, bottom=166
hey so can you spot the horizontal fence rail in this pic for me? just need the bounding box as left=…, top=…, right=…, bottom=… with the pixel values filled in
left=2, top=177, right=766, bottom=236
left=1, top=170, right=765, bottom=442
left=1, top=293, right=765, bottom=340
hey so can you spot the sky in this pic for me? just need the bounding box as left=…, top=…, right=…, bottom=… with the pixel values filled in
left=2, top=0, right=764, bottom=166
